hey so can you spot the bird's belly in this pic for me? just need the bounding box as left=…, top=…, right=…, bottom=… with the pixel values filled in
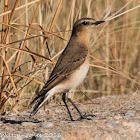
left=69, top=61, right=89, bottom=89
left=54, top=60, right=89, bottom=93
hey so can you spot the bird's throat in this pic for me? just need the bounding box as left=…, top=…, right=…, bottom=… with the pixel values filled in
left=76, top=31, right=90, bottom=47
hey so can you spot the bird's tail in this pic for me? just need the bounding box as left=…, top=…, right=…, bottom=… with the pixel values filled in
left=30, top=95, right=47, bottom=116
left=30, top=88, right=55, bottom=116
left=30, top=89, right=49, bottom=116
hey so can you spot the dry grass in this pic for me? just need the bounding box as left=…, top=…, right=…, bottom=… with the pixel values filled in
left=0, top=0, right=140, bottom=113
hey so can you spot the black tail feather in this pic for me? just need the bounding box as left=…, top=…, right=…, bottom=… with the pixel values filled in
left=30, top=95, right=46, bottom=116
left=30, top=88, right=49, bottom=116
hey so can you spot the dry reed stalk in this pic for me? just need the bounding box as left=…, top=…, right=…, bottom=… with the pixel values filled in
left=39, top=26, right=51, bottom=58
left=105, top=1, right=111, bottom=95
left=14, top=0, right=41, bottom=70
left=8, top=22, right=68, bottom=41
left=1, top=0, right=20, bottom=93
left=0, top=0, right=10, bottom=104
left=0, top=0, right=40, bottom=17
left=5, top=0, right=43, bottom=111
left=89, top=63, right=140, bottom=87
left=7, top=34, right=50, bottom=45
left=36, top=0, right=63, bottom=62
left=0, top=43, right=51, bottom=61
left=0, top=22, right=31, bottom=36
left=11, top=0, right=64, bottom=110
left=0, top=56, right=18, bottom=94
left=11, top=4, right=33, bottom=24
left=12, top=74, right=44, bottom=85
left=90, top=54, right=140, bottom=86
left=39, top=3, right=43, bottom=56
left=105, top=3, right=140, bottom=21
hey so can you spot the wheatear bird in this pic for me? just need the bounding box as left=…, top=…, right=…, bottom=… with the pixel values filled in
left=30, top=18, right=104, bottom=121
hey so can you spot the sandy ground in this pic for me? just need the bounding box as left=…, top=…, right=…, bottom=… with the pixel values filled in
left=0, top=92, right=140, bottom=140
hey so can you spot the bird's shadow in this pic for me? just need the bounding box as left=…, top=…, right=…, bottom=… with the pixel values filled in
left=0, top=117, right=41, bottom=124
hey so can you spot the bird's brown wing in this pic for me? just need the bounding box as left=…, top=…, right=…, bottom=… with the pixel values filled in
left=30, top=41, right=88, bottom=106
left=42, top=42, right=88, bottom=92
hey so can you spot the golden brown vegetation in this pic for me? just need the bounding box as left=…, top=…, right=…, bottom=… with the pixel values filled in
left=0, top=0, right=140, bottom=113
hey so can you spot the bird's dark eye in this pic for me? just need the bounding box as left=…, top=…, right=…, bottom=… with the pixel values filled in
left=82, top=21, right=88, bottom=25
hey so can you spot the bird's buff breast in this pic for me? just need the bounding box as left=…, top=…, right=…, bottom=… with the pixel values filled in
left=57, top=57, right=90, bottom=92
left=69, top=59, right=89, bottom=90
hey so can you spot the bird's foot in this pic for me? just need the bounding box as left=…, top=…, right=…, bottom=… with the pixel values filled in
left=77, top=113, right=96, bottom=121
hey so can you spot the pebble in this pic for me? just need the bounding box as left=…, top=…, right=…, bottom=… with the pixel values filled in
left=104, top=134, right=113, bottom=140
left=103, top=110, right=112, bottom=116
left=128, top=122, right=140, bottom=133
left=114, top=114, right=122, bottom=120
left=40, top=122, right=54, bottom=128
left=18, top=111, right=30, bottom=116
left=122, top=121, right=140, bottom=133
left=0, top=121, right=3, bottom=124
left=21, top=122, right=37, bottom=126
left=105, top=120, right=118, bottom=127
left=123, top=111, right=135, bottom=118
left=122, top=121, right=129, bottom=126
left=94, top=134, right=100, bottom=140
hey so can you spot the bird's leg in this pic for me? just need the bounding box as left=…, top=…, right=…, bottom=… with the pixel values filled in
left=67, top=98, right=95, bottom=121
left=62, top=93, right=74, bottom=121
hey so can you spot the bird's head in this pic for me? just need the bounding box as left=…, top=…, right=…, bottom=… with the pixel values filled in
left=72, top=18, right=105, bottom=38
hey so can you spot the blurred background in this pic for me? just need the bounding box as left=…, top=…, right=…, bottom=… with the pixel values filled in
left=0, top=0, right=140, bottom=112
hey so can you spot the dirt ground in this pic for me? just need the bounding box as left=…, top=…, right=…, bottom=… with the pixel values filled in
left=0, top=92, right=140, bottom=140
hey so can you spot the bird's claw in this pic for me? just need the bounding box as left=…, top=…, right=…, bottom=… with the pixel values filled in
left=77, top=113, right=96, bottom=121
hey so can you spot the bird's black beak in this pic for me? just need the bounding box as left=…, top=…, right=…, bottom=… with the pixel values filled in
left=94, top=20, right=105, bottom=26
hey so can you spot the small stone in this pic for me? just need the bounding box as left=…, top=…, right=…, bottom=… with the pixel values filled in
left=127, top=129, right=135, bottom=137
left=105, top=120, right=118, bottom=127
left=128, top=122, right=140, bottom=133
left=10, top=117, right=16, bottom=120
left=123, top=111, right=135, bottom=118
left=40, top=122, right=54, bottom=128
left=122, top=121, right=129, bottom=126
left=18, top=111, right=30, bottom=116
left=0, top=121, right=3, bottom=124
left=105, top=134, right=113, bottom=140
left=21, top=122, right=37, bottom=126
left=114, top=114, right=122, bottom=120
left=94, top=134, right=100, bottom=140
left=103, top=110, right=112, bottom=116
